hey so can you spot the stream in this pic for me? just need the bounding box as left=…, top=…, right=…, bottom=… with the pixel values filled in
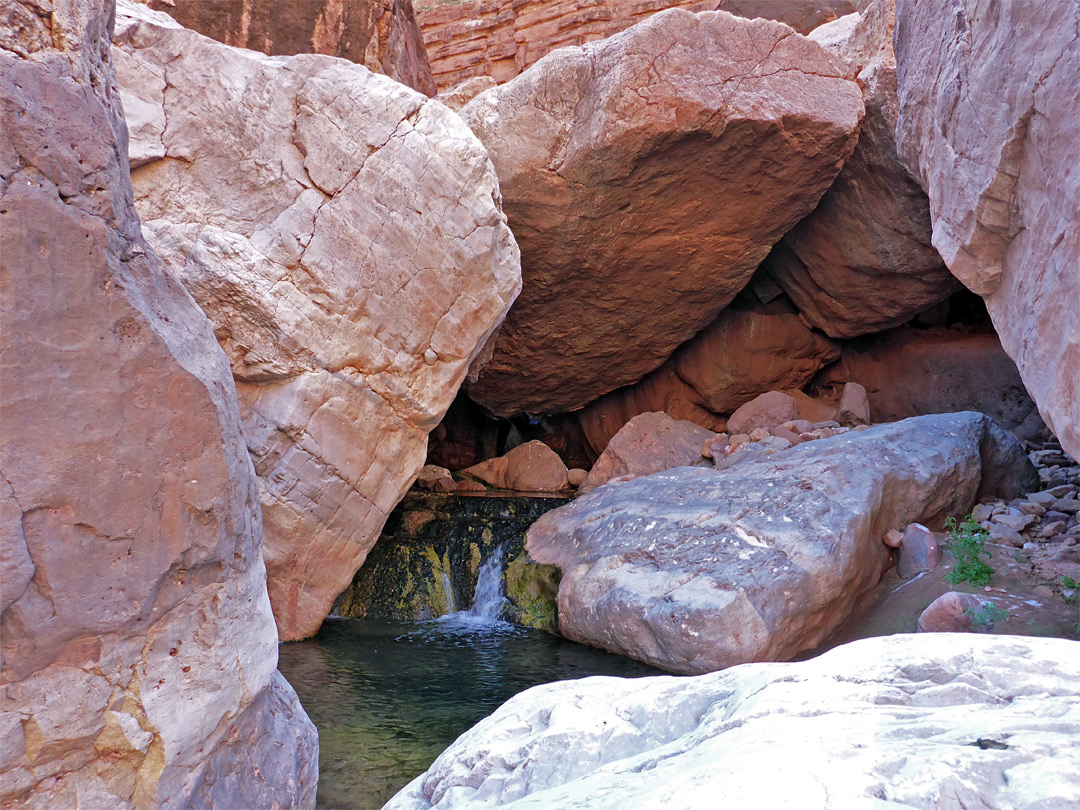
left=278, top=550, right=665, bottom=809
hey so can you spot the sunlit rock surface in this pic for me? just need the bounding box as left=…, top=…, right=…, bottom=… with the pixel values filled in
left=386, top=633, right=1080, bottom=809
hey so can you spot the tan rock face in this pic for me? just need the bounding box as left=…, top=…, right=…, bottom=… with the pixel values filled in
left=462, top=9, right=864, bottom=416
left=143, top=0, right=437, bottom=95
left=762, top=0, right=959, bottom=338
left=416, top=0, right=854, bottom=91
left=893, top=0, right=1080, bottom=459
left=461, top=441, right=571, bottom=492
left=580, top=412, right=715, bottom=492
left=115, top=1, right=521, bottom=640
left=0, top=1, right=316, bottom=806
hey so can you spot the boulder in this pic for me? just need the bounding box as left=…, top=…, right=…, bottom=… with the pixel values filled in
left=385, top=634, right=1080, bottom=810
left=763, top=0, right=959, bottom=338
left=894, top=0, right=1080, bottom=460
left=895, top=523, right=942, bottom=578
left=726, top=391, right=799, bottom=435
left=461, top=441, right=571, bottom=492
left=461, top=8, right=864, bottom=416
left=836, top=381, right=870, bottom=426
left=115, top=0, right=521, bottom=639
left=436, top=74, right=496, bottom=110
left=580, top=412, right=715, bottom=493
left=813, top=326, right=1037, bottom=429
left=142, top=0, right=437, bottom=95
left=415, top=465, right=456, bottom=492
left=0, top=2, right=316, bottom=805
left=527, top=413, right=1035, bottom=674
left=917, top=591, right=986, bottom=633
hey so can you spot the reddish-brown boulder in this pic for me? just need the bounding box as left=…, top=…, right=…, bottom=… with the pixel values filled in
left=461, top=8, right=864, bottom=416
left=0, top=1, right=316, bottom=804
left=917, top=591, right=985, bottom=633
left=143, top=0, right=437, bottom=95
left=116, top=0, right=521, bottom=640
left=893, top=0, right=1080, bottom=459
left=580, top=412, right=714, bottom=492
left=727, top=391, right=800, bottom=435
left=462, top=441, right=571, bottom=492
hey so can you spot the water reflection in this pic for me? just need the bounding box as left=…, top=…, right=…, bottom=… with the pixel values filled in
left=277, top=617, right=664, bottom=810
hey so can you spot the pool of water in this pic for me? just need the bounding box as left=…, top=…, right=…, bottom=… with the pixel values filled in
left=277, top=616, right=666, bottom=809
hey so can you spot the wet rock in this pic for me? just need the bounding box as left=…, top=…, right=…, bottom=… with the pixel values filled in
left=894, top=0, right=1080, bottom=460
left=528, top=412, right=1033, bottom=674
left=462, top=8, right=863, bottom=415
left=727, top=391, right=799, bottom=436
left=896, top=523, right=942, bottom=578
left=0, top=1, right=316, bottom=803
left=461, top=441, right=571, bottom=493
left=115, top=0, right=521, bottom=639
left=580, top=412, right=715, bottom=493
left=385, top=634, right=1080, bottom=810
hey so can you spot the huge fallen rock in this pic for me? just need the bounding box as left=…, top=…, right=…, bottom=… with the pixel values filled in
left=0, top=2, right=316, bottom=806
left=762, top=0, right=958, bottom=338
left=141, top=0, right=437, bottom=95
left=893, top=0, right=1080, bottom=459
left=461, top=8, right=864, bottom=416
left=527, top=412, right=1036, bottom=674
left=385, top=633, right=1080, bottom=810
left=115, top=0, right=521, bottom=639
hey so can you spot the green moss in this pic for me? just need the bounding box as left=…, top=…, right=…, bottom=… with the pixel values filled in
left=504, top=552, right=561, bottom=633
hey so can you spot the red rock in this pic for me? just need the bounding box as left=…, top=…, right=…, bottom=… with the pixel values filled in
left=145, top=0, right=437, bottom=95
left=917, top=591, right=984, bottom=633
left=436, top=74, right=497, bottom=110
left=0, top=2, right=316, bottom=803
left=770, top=426, right=803, bottom=446
left=787, top=389, right=839, bottom=424
left=567, top=468, right=589, bottom=488
left=415, top=465, right=456, bottom=491
left=894, top=0, right=1080, bottom=460
left=461, top=9, right=863, bottom=416
left=883, top=529, right=904, bottom=548
left=462, top=441, right=571, bottom=492
left=895, top=523, right=942, bottom=578
left=580, top=412, right=715, bottom=492
left=836, top=382, right=871, bottom=427
left=727, top=392, right=800, bottom=436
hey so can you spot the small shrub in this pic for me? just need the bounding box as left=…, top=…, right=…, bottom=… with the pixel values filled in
left=1061, top=576, right=1078, bottom=605
left=944, top=515, right=994, bottom=587
left=964, top=601, right=1008, bottom=630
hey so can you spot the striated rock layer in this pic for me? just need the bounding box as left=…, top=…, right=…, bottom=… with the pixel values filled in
left=894, top=0, right=1080, bottom=459
left=386, top=634, right=1080, bottom=810
left=0, top=0, right=317, bottom=806
left=527, top=413, right=1036, bottom=674
left=762, top=0, right=959, bottom=338
left=463, top=8, right=863, bottom=416
left=143, top=0, right=437, bottom=95
left=115, top=0, right=521, bottom=640
left=417, top=0, right=854, bottom=91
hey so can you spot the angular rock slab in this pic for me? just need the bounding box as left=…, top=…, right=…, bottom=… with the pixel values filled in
left=461, top=8, right=863, bottom=415
left=386, top=634, right=1080, bottom=810
left=0, top=2, right=315, bottom=806
left=763, top=0, right=959, bottom=338
left=894, top=0, right=1080, bottom=459
left=114, top=0, right=521, bottom=639
left=527, top=412, right=1036, bottom=674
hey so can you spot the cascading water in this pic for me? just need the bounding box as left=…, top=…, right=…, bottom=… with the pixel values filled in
left=465, top=545, right=507, bottom=622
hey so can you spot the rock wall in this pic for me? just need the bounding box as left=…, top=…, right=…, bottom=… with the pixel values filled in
left=115, top=0, right=521, bottom=640
left=0, top=0, right=317, bottom=806
left=143, top=0, right=437, bottom=95
left=417, top=0, right=854, bottom=90
left=893, top=0, right=1080, bottom=460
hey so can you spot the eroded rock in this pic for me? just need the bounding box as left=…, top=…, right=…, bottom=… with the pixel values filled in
left=0, top=1, right=316, bottom=804
left=461, top=8, right=863, bottom=416
left=527, top=413, right=1035, bottom=674
left=386, top=634, right=1080, bottom=810
left=461, top=441, right=571, bottom=492
left=580, top=412, right=714, bottom=492
left=115, top=0, right=521, bottom=639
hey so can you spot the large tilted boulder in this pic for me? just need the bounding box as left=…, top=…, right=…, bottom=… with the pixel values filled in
left=386, top=634, right=1080, bottom=810
left=114, top=0, right=521, bottom=639
left=141, top=0, right=437, bottom=95
left=0, top=1, right=316, bottom=806
left=460, top=8, right=864, bottom=416
left=894, top=0, right=1080, bottom=459
left=761, top=0, right=959, bottom=338
left=580, top=412, right=714, bottom=492
left=527, top=413, right=1036, bottom=674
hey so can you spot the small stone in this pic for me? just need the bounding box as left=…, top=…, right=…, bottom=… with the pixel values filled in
left=749, top=427, right=770, bottom=442
left=987, top=523, right=1024, bottom=547
left=1040, top=521, right=1067, bottom=538
left=770, top=426, right=803, bottom=445
left=971, top=503, right=994, bottom=523
left=991, top=512, right=1037, bottom=532
left=567, top=468, right=588, bottom=488
left=758, top=436, right=792, bottom=452
left=896, top=523, right=942, bottom=578
left=414, top=464, right=455, bottom=492
left=729, top=434, right=750, bottom=451
left=455, top=479, right=487, bottom=492
left=1052, top=500, right=1080, bottom=514
left=1027, top=490, right=1058, bottom=506
left=852, top=424, right=871, bottom=431
left=780, top=419, right=815, bottom=434
left=799, top=432, right=818, bottom=443
left=424, top=348, right=438, bottom=366
left=836, top=381, right=870, bottom=427
left=883, top=529, right=904, bottom=548
left=1018, top=502, right=1046, bottom=516
left=1022, top=542, right=1039, bottom=551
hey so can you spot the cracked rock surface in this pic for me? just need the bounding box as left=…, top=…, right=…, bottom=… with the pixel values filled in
left=526, top=412, right=1036, bottom=674
left=460, top=7, right=864, bottom=416
left=894, top=0, right=1080, bottom=460
left=0, top=0, right=316, bottom=806
left=384, top=633, right=1080, bottom=810
left=114, top=0, right=522, bottom=640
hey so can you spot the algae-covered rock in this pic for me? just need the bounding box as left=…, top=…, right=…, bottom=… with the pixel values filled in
left=504, top=553, right=561, bottom=633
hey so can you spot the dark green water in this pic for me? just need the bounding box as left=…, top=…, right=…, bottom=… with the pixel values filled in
left=277, top=616, right=665, bottom=810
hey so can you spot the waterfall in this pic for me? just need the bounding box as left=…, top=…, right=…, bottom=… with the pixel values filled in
left=466, top=546, right=507, bottom=622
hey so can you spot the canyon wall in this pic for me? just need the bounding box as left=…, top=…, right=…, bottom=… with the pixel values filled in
left=0, top=0, right=317, bottom=806
left=417, top=0, right=854, bottom=90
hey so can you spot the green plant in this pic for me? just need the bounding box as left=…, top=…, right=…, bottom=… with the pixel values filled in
left=1061, top=576, right=1078, bottom=605
left=964, top=601, right=1009, bottom=630
left=944, top=515, right=994, bottom=587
